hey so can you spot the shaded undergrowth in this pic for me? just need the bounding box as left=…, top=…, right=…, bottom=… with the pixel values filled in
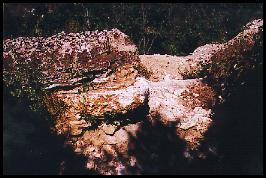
left=3, top=90, right=98, bottom=175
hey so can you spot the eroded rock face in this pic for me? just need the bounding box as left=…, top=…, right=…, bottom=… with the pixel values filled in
left=140, top=19, right=263, bottom=87
left=44, top=77, right=149, bottom=136
left=3, top=19, right=263, bottom=175
left=148, top=76, right=216, bottom=149
left=3, top=28, right=138, bottom=90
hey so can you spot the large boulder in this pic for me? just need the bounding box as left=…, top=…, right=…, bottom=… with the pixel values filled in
left=3, top=28, right=139, bottom=92
left=3, top=19, right=263, bottom=175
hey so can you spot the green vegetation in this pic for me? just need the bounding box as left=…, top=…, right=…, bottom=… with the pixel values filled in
left=3, top=55, right=45, bottom=112
left=3, top=3, right=263, bottom=110
left=3, top=3, right=262, bottom=55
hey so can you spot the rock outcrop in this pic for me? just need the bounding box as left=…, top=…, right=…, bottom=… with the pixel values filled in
left=140, top=19, right=263, bottom=98
left=3, top=19, right=263, bottom=174
left=3, top=28, right=138, bottom=90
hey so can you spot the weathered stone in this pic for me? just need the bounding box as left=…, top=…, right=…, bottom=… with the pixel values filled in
left=2, top=19, right=263, bottom=175
left=3, top=29, right=139, bottom=91
left=101, top=124, right=117, bottom=135
left=44, top=76, right=149, bottom=137
left=140, top=19, right=263, bottom=86
left=70, top=126, right=83, bottom=136
left=147, top=77, right=216, bottom=149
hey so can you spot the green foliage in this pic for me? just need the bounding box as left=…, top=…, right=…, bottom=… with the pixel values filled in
left=3, top=3, right=263, bottom=108
left=3, top=3, right=262, bottom=55
left=3, top=55, right=45, bottom=112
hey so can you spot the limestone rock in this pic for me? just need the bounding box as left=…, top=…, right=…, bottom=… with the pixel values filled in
left=2, top=19, right=263, bottom=175
left=140, top=19, right=263, bottom=86
left=101, top=124, right=117, bottom=135
left=3, top=29, right=139, bottom=92
left=45, top=77, right=149, bottom=136
left=148, top=78, right=216, bottom=149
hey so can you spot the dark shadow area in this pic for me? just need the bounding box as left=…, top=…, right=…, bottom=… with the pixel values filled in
left=109, top=56, right=263, bottom=175
left=3, top=59, right=263, bottom=175
left=95, top=115, right=189, bottom=175
left=195, top=61, right=263, bottom=175
left=2, top=3, right=263, bottom=174
left=3, top=90, right=98, bottom=175
left=186, top=53, right=262, bottom=175
left=126, top=119, right=188, bottom=175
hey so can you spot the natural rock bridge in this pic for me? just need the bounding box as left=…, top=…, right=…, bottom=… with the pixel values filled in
left=3, top=19, right=263, bottom=174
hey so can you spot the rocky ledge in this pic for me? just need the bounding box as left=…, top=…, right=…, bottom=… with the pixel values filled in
left=3, top=19, right=263, bottom=174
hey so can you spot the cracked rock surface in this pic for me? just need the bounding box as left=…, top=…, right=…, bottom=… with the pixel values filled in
left=3, top=19, right=263, bottom=174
